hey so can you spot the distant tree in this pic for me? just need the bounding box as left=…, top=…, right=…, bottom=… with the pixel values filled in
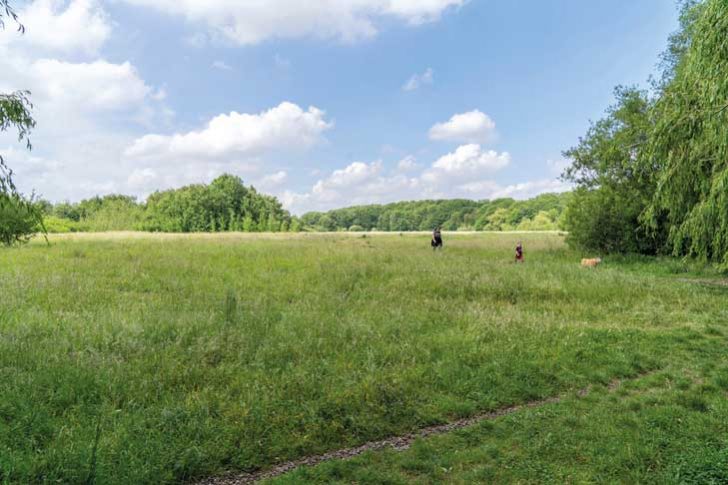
left=242, top=214, right=254, bottom=232
left=141, top=175, right=292, bottom=233
left=298, top=195, right=570, bottom=233
left=290, top=218, right=301, bottom=232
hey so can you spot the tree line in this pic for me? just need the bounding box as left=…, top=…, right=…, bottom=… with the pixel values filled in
left=36, top=175, right=298, bottom=234
left=8, top=184, right=569, bottom=236
left=560, top=0, right=728, bottom=268
left=300, top=193, right=569, bottom=232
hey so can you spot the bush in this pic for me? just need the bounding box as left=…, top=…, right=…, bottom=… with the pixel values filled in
left=563, top=188, right=657, bottom=254
left=348, top=225, right=364, bottom=232
left=43, top=216, right=80, bottom=233
left=0, top=195, right=41, bottom=246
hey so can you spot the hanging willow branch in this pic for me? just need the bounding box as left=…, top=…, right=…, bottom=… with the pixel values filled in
left=0, top=4, right=46, bottom=244
left=0, top=0, right=23, bottom=32
left=0, top=91, right=35, bottom=200
left=644, top=0, right=728, bottom=268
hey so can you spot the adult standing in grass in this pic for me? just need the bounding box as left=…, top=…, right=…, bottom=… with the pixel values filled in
left=515, top=241, right=524, bottom=263
left=432, top=226, right=443, bottom=250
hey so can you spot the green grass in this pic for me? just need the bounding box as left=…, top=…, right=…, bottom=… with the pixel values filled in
left=0, top=232, right=726, bottom=484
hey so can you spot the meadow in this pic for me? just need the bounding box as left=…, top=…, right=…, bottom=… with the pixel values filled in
left=1, top=232, right=727, bottom=484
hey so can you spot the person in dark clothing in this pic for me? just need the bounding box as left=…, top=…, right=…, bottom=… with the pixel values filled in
left=431, top=227, right=443, bottom=250
left=515, top=241, right=524, bottom=262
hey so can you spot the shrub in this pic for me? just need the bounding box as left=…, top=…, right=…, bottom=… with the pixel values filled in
left=43, top=216, right=80, bottom=233
left=0, top=195, right=41, bottom=246
left=563, top=188, right=655, bottom=254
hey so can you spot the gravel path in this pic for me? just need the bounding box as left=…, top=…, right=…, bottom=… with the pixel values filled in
left=197, top=373, right=655, bottom=485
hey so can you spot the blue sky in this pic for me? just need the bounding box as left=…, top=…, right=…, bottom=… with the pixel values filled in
left=1, top=0, right=678, bottom=213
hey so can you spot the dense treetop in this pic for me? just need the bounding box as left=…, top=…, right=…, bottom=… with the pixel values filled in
left=561, top=0, right=728, bottom=268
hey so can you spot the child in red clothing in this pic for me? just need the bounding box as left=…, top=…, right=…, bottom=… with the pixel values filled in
left=515, top=241, right=524, bottom=263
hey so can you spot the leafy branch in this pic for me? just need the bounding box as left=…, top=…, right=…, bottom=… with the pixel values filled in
left=0, top=0, right=24, bottom=32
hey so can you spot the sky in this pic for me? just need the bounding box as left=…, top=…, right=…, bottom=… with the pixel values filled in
left=0, top=0, right=679, bottom=214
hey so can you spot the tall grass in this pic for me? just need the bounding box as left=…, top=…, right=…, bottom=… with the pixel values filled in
left=0, top=232, right=724, bottom=483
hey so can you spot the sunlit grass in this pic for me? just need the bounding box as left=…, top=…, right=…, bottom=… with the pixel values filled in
left=0, top=232, right=725, bottom=483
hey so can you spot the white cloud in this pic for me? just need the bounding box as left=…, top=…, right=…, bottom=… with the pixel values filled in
left=283, top=145, right=516, bottom=214
left=283, top=164, right=569, bottom=214
left=282, top=160, right=422, bottom=213
left=125, top=102, right=333, bottom=162
left=0, top=0, right=111, bottom=56
left=402, top=67, right=433, bottom=91
left=424, top=144, right=510, bottom=181
left=429, top=110, right=497, bottom=144
left=31, top=59, right=152, bottom=112
left=257, top=170, right=288, bottom=189
left=397, top=155, right=418, bottom=171
left=212, top=60, right=233, bottom=71
left=0, top=1, right=162, bottom=126
left=127, top=167, right=158, bottom=189
left=547, top=158, right=570, bottom=176
left=120, top=0, right=466, bottom=45
left=491, top=179, right=572, bottom=199
left=0, top=0, right=171, bottom=202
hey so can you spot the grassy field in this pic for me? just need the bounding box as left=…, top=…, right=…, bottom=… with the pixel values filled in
left=1, top=232, right=727, bottom=484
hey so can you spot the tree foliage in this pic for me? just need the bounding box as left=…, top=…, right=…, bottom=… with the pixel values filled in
left=0, top=194, right=41, bottom=245
left=0, top=2, right=44, bottom=246
left=563, top=0, right=728, bottom=264
left=143, top=175, right=292, bottom=232
left=44, top=175, right=299, bottom=233
left=300, top=193, right=569, bottom=232
left=561, top=86, right=664, bottom=253
left=0, top=91, right=35, bottom=206
left=643, top=0, right=728, bottom=266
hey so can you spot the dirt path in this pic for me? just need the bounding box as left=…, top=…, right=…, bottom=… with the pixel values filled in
left=678, top=277, right=728, bottom=287
left=196, top=372, right=657, bottom=485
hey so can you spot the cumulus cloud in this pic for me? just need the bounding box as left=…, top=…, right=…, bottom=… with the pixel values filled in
left=120, top=0, right=466, bottom=45
left=402, top=67, right=434, bottom=91
left=282, top=144, right=517, bottom=214
left=429, top=110, right=497, bottom=144
left=0, top=0, right=163, bottom=126
left=32, top=59, right=152, bottom=112
left=0, top=0, right=111, bottom=56
left=490, top=179, right=572, bottom=199
left=283, top=168, right=568, bottom=215
left=257, top=170, right=288, bottom=189
left=281, top=160, right=421, bottom=213
left=397, top=155, right=419, bottom=172
left=425, top=144, right=510, bottom=180
left=127, top=167, right=158, bottom=189
left=0, top=0, right=171, bottom=201
left=125, top=102, right=333, bottom=162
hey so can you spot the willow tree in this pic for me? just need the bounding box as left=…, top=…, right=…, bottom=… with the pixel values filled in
left=0, top=0, right=43, bottom=245
left=644, top=0, right=728, bottom=266
left=0, top=0, right=34, bottom=195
